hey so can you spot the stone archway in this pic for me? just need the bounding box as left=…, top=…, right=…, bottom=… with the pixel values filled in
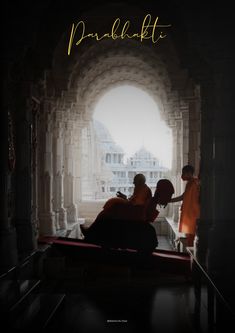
left=2, top=0, right=234, bottom=308
left=35, top=16, right=201, bottom=237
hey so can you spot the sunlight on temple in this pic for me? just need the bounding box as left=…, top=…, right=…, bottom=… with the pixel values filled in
left=93, top=85, right=173, bottom=167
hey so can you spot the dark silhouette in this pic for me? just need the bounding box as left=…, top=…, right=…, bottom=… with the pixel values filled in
left=81, top=176, right=175, bottom=252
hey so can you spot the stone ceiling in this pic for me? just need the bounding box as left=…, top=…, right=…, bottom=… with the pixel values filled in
left=42, top=5, right=197, bottom=128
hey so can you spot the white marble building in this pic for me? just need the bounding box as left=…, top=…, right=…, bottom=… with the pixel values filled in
left=93, top=120, right=169, bottom=199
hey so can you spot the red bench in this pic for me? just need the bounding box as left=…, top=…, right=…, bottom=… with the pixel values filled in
left=38, top=236, right=191, bottom=276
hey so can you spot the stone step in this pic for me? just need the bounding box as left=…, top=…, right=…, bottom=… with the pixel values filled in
left=8, top=292, right=65, bottom=332
left=0, top=278, right=41, bottom=311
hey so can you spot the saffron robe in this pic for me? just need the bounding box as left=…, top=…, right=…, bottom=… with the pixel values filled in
left=103, top=184, right=153, bottom=222
left=83, top=179, right=175, bottom=250
left=179, top=177, right=200, bottom=235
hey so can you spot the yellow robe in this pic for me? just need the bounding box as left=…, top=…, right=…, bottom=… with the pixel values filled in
left=179, top=178, right=200, bottom=235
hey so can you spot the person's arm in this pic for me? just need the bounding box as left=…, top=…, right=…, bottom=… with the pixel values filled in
left=169, top=193, right=184, bottom=203
left=116, top=191, right=127, bottom=200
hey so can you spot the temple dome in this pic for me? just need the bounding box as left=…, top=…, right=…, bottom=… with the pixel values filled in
left=93, top=120, right=124, bottom=154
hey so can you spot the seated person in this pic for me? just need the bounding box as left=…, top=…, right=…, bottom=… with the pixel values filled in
left=102, top=173, right=152, bottom=222
left=81, top=177, right=175, bottom=253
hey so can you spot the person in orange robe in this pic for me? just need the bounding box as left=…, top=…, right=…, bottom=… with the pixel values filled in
left=81, top=173, right=156, bottom=251
left=170, top=165, right=200, bottom=246
left=103, top=173, right=152, bottom=222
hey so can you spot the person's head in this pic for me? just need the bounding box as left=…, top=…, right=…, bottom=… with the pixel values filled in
left=154, top=179, right=175, bottom=206
left=181, top=165, right=194, bottom=181
left=133, top=173, right=146, bottom=186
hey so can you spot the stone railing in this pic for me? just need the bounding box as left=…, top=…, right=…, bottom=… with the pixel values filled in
left=165, top=217, right=187, bottom=252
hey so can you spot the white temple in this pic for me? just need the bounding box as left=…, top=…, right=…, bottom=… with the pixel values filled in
left=92, top=120, right=169, bottom=198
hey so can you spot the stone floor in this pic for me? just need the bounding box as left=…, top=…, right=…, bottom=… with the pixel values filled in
left=46, top=222, right=204, bottom=332
left=45, top=276, right=200, bottom=333
left=40, top=235, right=203, bottom=333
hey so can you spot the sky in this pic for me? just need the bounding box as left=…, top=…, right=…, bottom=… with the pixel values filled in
left=93, top=85, right=172, bottom=168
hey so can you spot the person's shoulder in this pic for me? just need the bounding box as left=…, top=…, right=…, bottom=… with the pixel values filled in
left=145, top=184, right=152, bottom=191
left=193, top=177, right=200, bottom=185
left=146, top=185, right=152, bottom=197
left=187, top=177, right=200, bottom=190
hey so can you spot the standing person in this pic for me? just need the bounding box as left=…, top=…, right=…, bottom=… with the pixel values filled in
left=169, top=165, right=200, bottom=246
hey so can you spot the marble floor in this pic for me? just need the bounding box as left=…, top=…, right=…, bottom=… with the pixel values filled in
left=45, top=227, right=204, bottom=332
left=46, top=278, right=199, bottom=333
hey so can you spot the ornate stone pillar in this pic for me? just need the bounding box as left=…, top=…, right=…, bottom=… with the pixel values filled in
left=66, top=121, right=80, bottom=225
left=64, top=120, right=73, bottom=205
left=0, top=109, right=18, bottom=272
left=74, top=121, right=83, bottom=205
left=206, top=61, right=235, bottom=304
left=38, top=109, right=56, bottom=235
left=80, top=122, right=93, bottom=200
left=63, top=116, right=80, bottom=226
left=171, top=118, right=183, bottom=222
left=63, top=112, right=83, bottom=238
left=181, top=109, right=189, bottom=166
left=89, top=120, right=100, bottom=200
left=14, top=96, right=37, bottom=257
left=53, top=113, right=67, bottom=230
left=71, top=111, right=89, bottom=226
left=195, top=78, right=215, bottom=265
left=57, top=168, right=67, bottom=229
left=188, top=92, right=201, bottom=175
left=84, top=121, right=96, bottom=200
left=31, top=97, right=40, bottom=247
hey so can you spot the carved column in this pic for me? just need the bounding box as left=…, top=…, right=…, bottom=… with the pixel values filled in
left=38, top=109, right=56, bottom=235
left=63, top=117, right=80, bottom=226
left=14, top=96, right=37, bottom=257
left=66, top=116, right=80, bottom=225
left=195, top=78, right=215, bottom=264
left=206, top=61, right=235, bottom=304
left=188, top=91, right=201, bottom=175
left=58, top=167, right=67, bottom=229
left=53, top=113, right=67, bottom=230
left=80, top=122, right=93, bottom=200
left=31, top=97, right=40, bottom=247
left=85, top=121, right=95, bottom=200
left=171, top=118, right=183, bottom=222
left=181, top=108, right=189, bottom=166
left=0, top=108, right=18, bottom=272
left=64, top=120, right=73, bottom=207
left=74, top=121, right=83, bottom=205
